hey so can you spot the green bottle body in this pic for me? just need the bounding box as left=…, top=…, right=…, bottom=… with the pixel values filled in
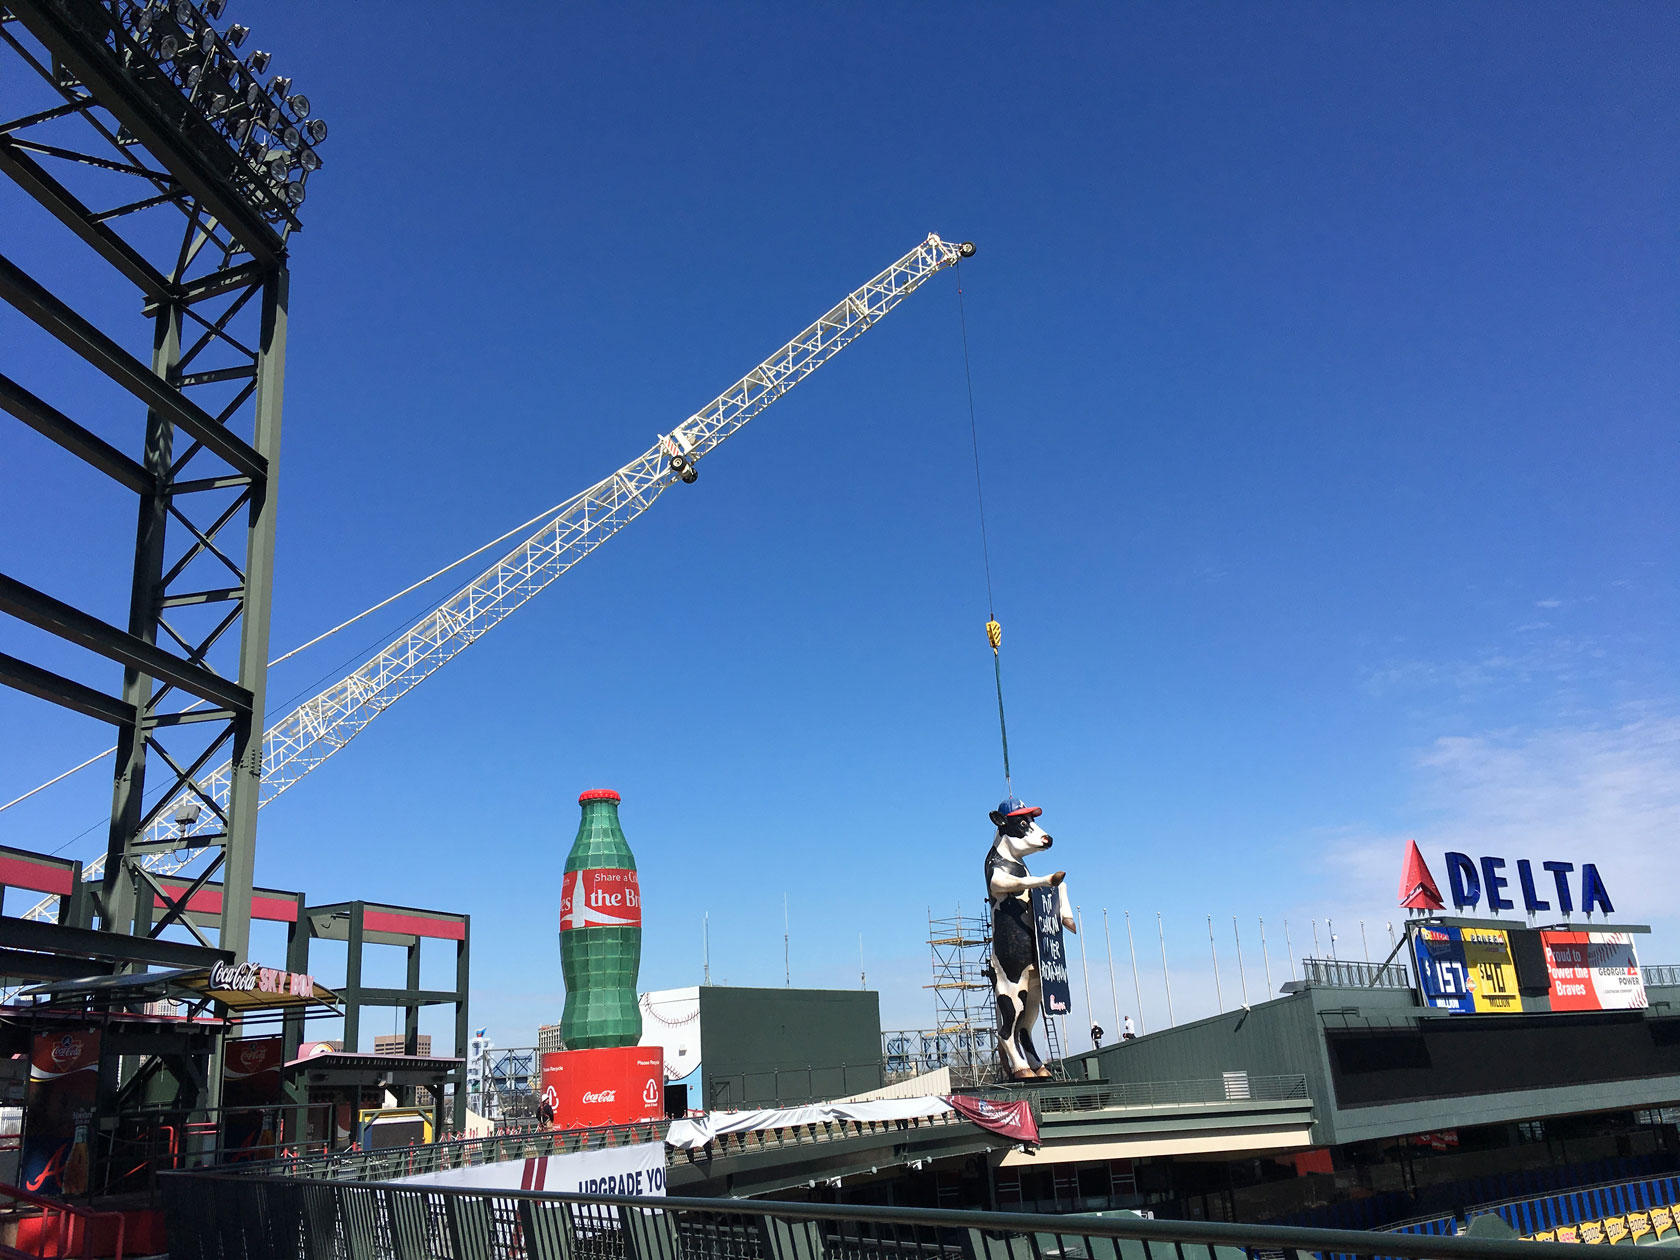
left=559, top=790, right=643, bottom=1049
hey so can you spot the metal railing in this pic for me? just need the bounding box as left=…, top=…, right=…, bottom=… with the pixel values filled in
left=1301, top=957, right=1411, bottom=989
left=976, top=1074, right=1310, bottom=1114
left=233, top=1118, right=671, bottom=1183
left=0, top=1180, right=127, bottom=1260
left=229, top=1110, right=973, bottom=1185
left=1643, top=965, right=1680, bottom=988
left=160, top=1171, right=1594, bottom=1260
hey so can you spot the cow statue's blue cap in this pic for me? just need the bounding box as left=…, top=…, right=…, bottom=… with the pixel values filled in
left=998, top=796, right=1042, bottom=819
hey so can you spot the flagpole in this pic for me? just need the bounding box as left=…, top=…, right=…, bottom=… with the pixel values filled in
left=1126, top=911, right=1146, bottom=1034
left=1233, top=916, right=1250, bottom=1007
left=1103, top=910, right=1122, bottom=1036
left=1076, top=907, right=1095, bottom=1047
left=1158, top=913, right=1175, bottom=1027
left=1208, top=915, right=1224, bottom=1013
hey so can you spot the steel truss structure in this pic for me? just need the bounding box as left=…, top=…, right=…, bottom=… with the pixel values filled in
left=20, top=231, right=972, bottom=915
left=0, top=0, right=315, bottom=960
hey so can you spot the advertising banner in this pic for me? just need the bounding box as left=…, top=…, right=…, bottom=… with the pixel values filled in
left=1541, top=931, right=1647, bottom=1011
left=394, top=1139, right=666, bottom=1195
left=222, top=1036, right=284, bottom=1161
left=1029, top=887, right=1072, bottom=1016
left=944, top=1093, right=1040, bottom=1146
left=1411, top=925, right=1519, bottom=1014
left=541, top=1046, right=664, bottom=1129
left=560, top=868, right=641, bottom=930
left=21, top=1030, right=100, bottom=1197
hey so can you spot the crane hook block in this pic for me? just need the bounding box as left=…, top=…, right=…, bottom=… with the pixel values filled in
left=960, top=242, right=977, bottom=257
left=986, top=619, right=1002, bottom=653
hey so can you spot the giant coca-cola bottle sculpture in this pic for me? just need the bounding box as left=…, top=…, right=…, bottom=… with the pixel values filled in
left=559, top=789, right=643, bottom=1048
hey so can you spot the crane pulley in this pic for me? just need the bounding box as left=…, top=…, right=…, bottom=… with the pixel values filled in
left=21, top=233, right=975, bottom=923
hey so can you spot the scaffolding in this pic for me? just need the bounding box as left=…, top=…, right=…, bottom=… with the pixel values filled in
left=926, top=907, right=998, bottom=1087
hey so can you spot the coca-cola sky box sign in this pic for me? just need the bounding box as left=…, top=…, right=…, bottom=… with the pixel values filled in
left=541, top=1046, right=664, bottom=1129
left=22, top=1030, right=100, bottom=1197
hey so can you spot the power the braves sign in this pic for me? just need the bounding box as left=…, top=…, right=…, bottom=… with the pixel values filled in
left=560, top=869, right=641, bottom=931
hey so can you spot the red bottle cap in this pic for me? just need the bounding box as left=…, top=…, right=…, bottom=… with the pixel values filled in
left=578, top=788, right=621, bottom=804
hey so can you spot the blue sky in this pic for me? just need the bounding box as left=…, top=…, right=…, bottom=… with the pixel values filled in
left=2, top=4, right=1677, bottom=1053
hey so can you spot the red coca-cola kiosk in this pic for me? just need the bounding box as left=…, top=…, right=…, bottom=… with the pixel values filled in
left=540, top=1046, right=664, bottom=1128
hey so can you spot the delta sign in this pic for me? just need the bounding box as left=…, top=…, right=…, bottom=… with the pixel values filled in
left=1397, top=840, right=1642, bottom=1016
left=1398, top=839, right=1615, bottom=917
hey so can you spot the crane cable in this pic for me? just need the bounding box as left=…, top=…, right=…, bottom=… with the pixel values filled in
left=0, top=492, right=580, bottom=819
left=955, top=259, right=1012, bottom=794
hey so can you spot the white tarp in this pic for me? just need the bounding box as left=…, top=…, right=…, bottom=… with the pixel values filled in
left=665, top=1095, right=953, bottom=1150
left=391, top=1140, right=666, bottom=1195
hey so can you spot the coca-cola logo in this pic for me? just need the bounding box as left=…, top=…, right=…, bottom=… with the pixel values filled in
left=211, top=961, right=262, bottom=991
left=50, top=1035, right=83, bottom=1065
left=580, top=1089, right=617, bottom=1104
left=239, top=1042, right=272, bottom=1070
left=209, top=962, right=315, bottom=999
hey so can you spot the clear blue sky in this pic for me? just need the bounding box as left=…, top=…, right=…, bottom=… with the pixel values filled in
left=2, top=4, right=1677, bottom=1052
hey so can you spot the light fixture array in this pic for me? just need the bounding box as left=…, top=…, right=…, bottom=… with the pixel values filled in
left=116, top=0, right=327, bottom=221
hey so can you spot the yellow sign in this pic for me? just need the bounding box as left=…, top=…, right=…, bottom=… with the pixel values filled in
left=1461, top=927, right=1520, bottom=1013
left=1532, top=1230, right=1556, bottom=1243
left=1557, top=1226, right=1580, bottom=1243
left=1603, top=1216, right=1628, bottom=1244
left=1627, top=1212, right=1652, bottom=1241
left=1579, top=1220, right=1604, bottom=1244
left=1653, top=1206, right=1674, bottom=1235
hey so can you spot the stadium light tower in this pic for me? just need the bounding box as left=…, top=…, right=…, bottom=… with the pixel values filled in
left=0, top=0, right=328, bottom=962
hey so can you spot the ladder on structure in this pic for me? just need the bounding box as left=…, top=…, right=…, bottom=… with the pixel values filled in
left=1039, top=1014, right=1071, bottom=1080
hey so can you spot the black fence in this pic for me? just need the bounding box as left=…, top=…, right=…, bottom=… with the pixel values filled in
left=162, top=1170, right=1593, bottom=1260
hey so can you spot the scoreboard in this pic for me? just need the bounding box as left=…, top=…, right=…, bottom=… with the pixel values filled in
left=1410, top=923, right=1646, bottom=1015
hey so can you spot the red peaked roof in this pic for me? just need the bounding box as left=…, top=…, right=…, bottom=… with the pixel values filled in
left=1398, top=839, right=1444, bottom=910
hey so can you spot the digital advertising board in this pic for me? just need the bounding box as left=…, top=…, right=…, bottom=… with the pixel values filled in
left=1541, top=931, right=1647, bottom=1011
left=1411, top=924, right=1519, bottom=1014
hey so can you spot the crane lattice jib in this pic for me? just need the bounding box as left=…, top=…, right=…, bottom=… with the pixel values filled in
left=26, top=232, right=970, bottom=922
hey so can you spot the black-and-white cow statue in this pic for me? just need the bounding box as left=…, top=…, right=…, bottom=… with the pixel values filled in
left=984, top=796, right=1076, bottom=1081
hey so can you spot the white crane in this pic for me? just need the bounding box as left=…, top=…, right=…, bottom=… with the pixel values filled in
left=23, top=232, right=974, bottom=922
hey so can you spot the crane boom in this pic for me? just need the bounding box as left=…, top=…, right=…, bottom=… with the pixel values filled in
left=25, top=232, right=972, bottom=922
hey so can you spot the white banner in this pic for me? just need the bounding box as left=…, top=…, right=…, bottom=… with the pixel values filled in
left=391, top=1140, right=666, bottom=1196
left=665, top=1096, right=953, bottom=1151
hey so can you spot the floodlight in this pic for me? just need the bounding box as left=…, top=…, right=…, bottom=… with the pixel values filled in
left=271, top=74, right=291, bottom=97
left=245, top=81, right=262, bottom=107
left=297, top=147, right=319, bottom=171
left=157, top=32, right=179, bottom=60
left=206, top=0, right=227, bottom=16
left=172, top=0, right=193, bottom=25
left=305, top=118, right=326, bottom=144
left=227, top=23, right=248, bottom=47
left=286, top=92, right=310, bottom=118
left=247, top=48, right=269, bottom=74
left=284, top=180, right=305, bottom=207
